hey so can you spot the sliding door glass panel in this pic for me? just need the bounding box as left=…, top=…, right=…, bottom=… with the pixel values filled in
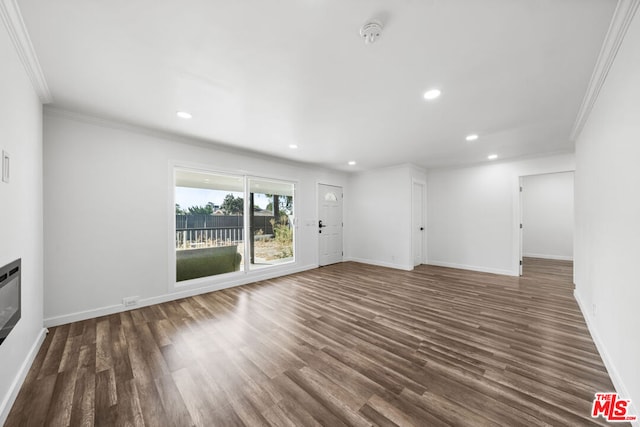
left=248, top=178, right=295, bottom=270
left=175, top=169, right=244, bottom=282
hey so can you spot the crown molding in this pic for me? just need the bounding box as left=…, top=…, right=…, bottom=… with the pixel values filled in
left=570, top=0, right=639, bottom=141
left=0, top=0, right=52, bottom=103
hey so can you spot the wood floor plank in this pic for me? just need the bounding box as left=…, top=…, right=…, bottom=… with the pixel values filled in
left=271, top=373, right=349, bottom=427
left=283, top=367, right=372, bottom=427
left=6, top=259, right=627, bottom=426
left=172, top=367, right=218, bottom=427
left=69, top=345, right=96, bottom=427
left=261, top=403, right=301, bottom=427
left=154, top=373, right=195, bottom=427
left=114, top=378, right=145, bottom=427
left=38, top=324, right=70, bottom=379
left=24, top=373, right=57, bottom=426
left=44, top=368, right=78, bottom=426
left=94, top=369, right=117, bottom=426
left=365, top=394, right=427, bottom=427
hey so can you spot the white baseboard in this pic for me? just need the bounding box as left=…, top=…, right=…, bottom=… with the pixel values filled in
left=523, top=253, right=574, bottom=261
left=0, top=328, right=48, bottom=426
left=574, top=289, right=639, bottom=427
left=344, top=257, right=413, bottom=271
left=426, top=260, right=518, bottom=277
left=44, top=264, right=317, bottom=327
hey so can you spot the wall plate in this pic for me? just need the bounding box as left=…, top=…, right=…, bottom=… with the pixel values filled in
left=2, top=150, right=9, bottom=183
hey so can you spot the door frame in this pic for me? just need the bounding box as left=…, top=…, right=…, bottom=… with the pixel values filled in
left=518, top=176, right=524, bottom=276
left=411, top=179, right=427, bottom=267
left=516, top=170, right=575, bottom=277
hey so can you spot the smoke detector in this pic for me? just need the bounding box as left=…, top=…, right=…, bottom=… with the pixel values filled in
left=360, top=20, right=383, bottom=44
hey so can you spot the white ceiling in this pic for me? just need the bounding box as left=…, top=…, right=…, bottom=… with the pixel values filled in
left=18, top=0, right=617, bottom=171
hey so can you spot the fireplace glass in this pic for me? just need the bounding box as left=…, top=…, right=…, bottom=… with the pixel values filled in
left=0, top=259, right=21, bottom=345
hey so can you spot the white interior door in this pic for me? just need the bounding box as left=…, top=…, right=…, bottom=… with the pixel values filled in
left=318, top=184, right=343, bottom=266
left=412, top=182, right=425, bottom=266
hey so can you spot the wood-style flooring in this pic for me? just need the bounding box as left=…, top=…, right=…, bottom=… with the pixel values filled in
left=6, top=259, right=623, bottom=426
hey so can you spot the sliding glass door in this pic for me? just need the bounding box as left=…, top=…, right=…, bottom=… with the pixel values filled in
left=174, top=168, right=295, bottom=284
left=248, top=178, right=295, bottom=270
left=175, top=170, right=245, bottom=282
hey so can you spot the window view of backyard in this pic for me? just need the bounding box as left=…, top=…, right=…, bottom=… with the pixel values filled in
left=248, top=178, right=295, bottom=270
left=174, top=170, right=294, bottom=282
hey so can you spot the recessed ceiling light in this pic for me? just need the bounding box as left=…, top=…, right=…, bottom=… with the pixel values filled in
left=488, top=154, right=498, bottom=160
left=423, top=89, right=441, bottom=100
left=466, top=134, right=479, bottom=141
left=289, top=144, right=298, bottom=149
left=348, top=161, right=357, bottom=166
left=176, top=111, right=192, bottom=119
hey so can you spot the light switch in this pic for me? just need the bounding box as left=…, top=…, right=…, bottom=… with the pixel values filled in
left=2, top=151, right=9, bottom=183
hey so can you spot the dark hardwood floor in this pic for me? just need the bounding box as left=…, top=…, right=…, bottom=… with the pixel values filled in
left=522, top=256, right=574, bottom=283
left=6, top=259, right=623, bottom=426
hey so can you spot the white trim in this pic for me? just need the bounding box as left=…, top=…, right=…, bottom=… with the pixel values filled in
left=570, top=0, right=640, bottom=141
left=244, top=175, right=250, bottom=272
left=427, top=260, right=518, bottom=277
left=574, top=290, right=640, bottom=427
left=523, top=253, right=573, bottom=261
left=0, top=0, right=52, bottom=103
left=0, top=328, right=48, bottom=425
left=44, top=264, right=317, bottom=327
left=345, top=257, right=413, bottom=272
left=168, top=163, right=178, bottom=291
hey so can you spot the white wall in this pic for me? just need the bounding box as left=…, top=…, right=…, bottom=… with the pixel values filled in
left=43, top=109, right=347, bottom=325
left=427, top=154, right=575, bottom=276
left=522, top=172, right=574, bottom=260
left=345, top=164, right=426, bottom=270
left=0, top=21, right=45, bottom=424
left=574, top=10, right=640, bottom=420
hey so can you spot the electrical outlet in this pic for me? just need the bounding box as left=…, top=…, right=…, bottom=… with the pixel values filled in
left=592, top=303, right=597, bottom=316
left=123, top=296, right=140, bottom=307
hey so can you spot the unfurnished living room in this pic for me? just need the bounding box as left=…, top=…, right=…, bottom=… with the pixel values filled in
left=1, top=0, right=639, bottom=426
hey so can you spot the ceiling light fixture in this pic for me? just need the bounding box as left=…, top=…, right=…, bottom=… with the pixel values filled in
left=176, top=111, right=192, bottom=119
left=289, top=144, right=298, bottom=149
left=423, top=89, right=441, bottom=100
left=466, top=134, right=479, bottom=141
left=488, top=154, right=498, bottom=160
left=348, top=161, right=357, bottom=166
